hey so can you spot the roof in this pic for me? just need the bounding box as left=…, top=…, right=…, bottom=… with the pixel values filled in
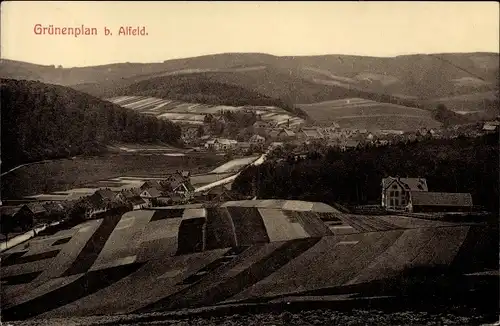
left=269, top=130, right=280, bottom=138
left=220, top=139, right=238, bottom=145
left=483, top=124, right=498, bottom=131
left=301, top=128, right=323, bottom=138
left=238, top=142, right=251, bottom=149
left=120, top=188, right=141, bottom=198
left=379, top=130, right=404, bottom=135
left=141, top=188, right=161, bottom=197
left=280, top=129, right=296, bottom=137
left=42, top=202, right=65, bottom=213
left=129, top=196, right=146, bottom=205
left=382, top=177, right=428, bottom=192
left=140, top=180, right=162, bottom=190
left=95, top=189, right=116, bottom=200
left=410, top=191, right=473, bottom=207
left=343, top=140, right=360, bottom=148
left=26, top=202, right=47, bottom=214
left=249, top=134, right=265, bottom=141
left=253, top=121, right=268, bottom=127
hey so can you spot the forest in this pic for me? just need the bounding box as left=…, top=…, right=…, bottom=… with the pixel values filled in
left=233, top=132, right=499, bottom=212
left=1, top=79, right=182, bottom=170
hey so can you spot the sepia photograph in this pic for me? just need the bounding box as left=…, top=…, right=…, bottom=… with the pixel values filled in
left=0, top=1, right=499, bottom=325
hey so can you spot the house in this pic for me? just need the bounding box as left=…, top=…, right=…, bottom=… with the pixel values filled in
left=483, top=122, right=498, bottom=132
left=203, top=186, right=234, bottom=202
left=297, top=128, right=324, bottom=142
left=140, top=180, right=162, bottom=191
left=90, top=189, right=116, bottom=204
left=366, top=132, right=376, bottom=141
left=253, top=121, right=269, bottom=131
left=249, top=134, right=266, bottom=144
left=116, top=188, right=141, bottom=202
left=140, top=187, right=162, bottom=199
left=163, top=172, right=195, bottom=198
left=26, top=202, right=48, bottom=220
left=407, top=191, right=473, bottom=213
left=275, top=129, right=296, bottom=142
left=381, top=177, right=428, bottom=210
left=129, top=196, right=148, bottom=210
left=340, top=140, right=360, bottom=151
left=86, top=195, right=108, bottom=215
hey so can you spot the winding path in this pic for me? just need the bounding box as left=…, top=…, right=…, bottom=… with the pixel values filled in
left=193, top=145, right=276, bottom=193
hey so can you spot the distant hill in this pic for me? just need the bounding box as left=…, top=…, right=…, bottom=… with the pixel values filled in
left=296, top=98, right=442, bottom=131
left=1, top=52, right=498, bottom=122
left=0, top=79, right=182, bottom=170
left=107, top=96, right=305, bottom=127
left=105, top=73, right=295, bottom=111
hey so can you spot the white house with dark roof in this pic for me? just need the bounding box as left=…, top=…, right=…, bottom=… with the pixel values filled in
left=381, top=177, right=428, bottom=210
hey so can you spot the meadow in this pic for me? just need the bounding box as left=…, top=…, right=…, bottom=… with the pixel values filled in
left=296, top=98, right=441, bottom=130
left=1, top=153, right=226, bottom=200
left=108, top=96, right=304, bottom=127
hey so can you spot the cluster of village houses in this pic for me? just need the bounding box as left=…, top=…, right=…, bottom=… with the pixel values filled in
left=0, top=171, right=237, bottom=236
left=2, top=118, right=496, bottom=236
left=183, top=118, right=500, bottom=154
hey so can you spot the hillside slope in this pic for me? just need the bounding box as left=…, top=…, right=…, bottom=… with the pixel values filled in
left=0, top=79, right=181, bottom=170
left=2, top=52, right=497, bottom=101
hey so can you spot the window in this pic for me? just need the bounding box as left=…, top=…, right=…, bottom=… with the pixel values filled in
left=390, top=191, right=395, bottom=197
left=395, top=199, right=399, bottom=206
left=392, top=184, right=398, bottom=189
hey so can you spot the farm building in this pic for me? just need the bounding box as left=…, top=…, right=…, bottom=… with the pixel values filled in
left=381, top=177, right=428, bottom=210
left=407, top=191, right=473, bottom=213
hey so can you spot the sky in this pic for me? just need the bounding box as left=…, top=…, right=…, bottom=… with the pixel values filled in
left=1, top=1, right=499, bottom=67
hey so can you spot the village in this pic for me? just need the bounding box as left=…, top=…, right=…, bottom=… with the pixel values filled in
left=181, top=112, right=500, bottom=155
left=2, top=111, right=498, bottom=242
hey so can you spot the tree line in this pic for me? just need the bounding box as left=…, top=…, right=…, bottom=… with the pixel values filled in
left=233, top=132, right=499, bottom=212
left=1, top=79, right=182, bottom=170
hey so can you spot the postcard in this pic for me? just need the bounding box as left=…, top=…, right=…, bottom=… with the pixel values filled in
left=1, top=2, right=499, bottom=325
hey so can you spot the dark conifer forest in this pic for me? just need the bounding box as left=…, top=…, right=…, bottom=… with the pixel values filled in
left=1, top=79, right=182, bottom=170
left=233, top=132, right=499, bottom=212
